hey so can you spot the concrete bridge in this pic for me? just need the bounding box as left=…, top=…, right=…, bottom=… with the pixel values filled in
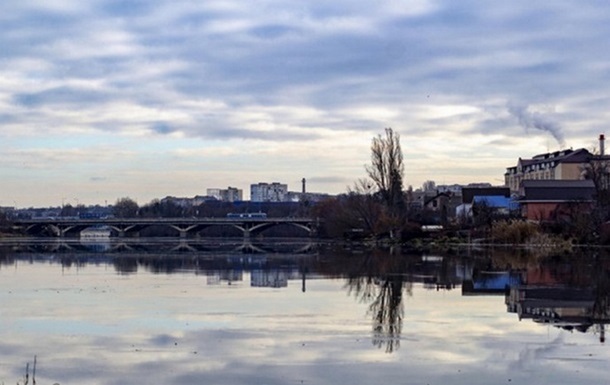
left=15, top=217, right=319, bottom=238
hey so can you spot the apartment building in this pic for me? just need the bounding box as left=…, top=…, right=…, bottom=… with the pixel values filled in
left=250, top=182, right=288, bottom=202
left=206, top=187, right=243, bottom=202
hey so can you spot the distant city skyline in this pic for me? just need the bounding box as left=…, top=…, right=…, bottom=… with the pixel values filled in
left=2, top=1, right=609, bottom=207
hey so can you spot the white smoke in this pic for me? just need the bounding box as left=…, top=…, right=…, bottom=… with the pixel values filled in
left=508, top=104, right=566, bottom=148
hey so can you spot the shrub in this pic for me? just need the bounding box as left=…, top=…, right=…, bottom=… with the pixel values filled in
left=491, top=220, right=540, bottom=244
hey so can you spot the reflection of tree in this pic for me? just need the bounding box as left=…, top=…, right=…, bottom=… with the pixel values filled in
left=591, top=260, right=610, bottom=343
left=345, top=252, right=413, bottom=353
left=370, top=276, right=410, bottom=352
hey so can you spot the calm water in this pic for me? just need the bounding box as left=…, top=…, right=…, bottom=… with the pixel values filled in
left=1, top=239, right=609, bottom=384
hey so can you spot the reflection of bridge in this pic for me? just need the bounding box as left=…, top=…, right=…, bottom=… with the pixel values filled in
left=3, top=238, right=318, bottom=255
left=15, top=217, right=319, bottom=238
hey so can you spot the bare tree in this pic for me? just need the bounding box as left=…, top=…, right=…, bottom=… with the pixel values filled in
left=345, top=179, right=383, bottom=234
left=365, top=128, right=405, bottom=215
left=583, top=155, right=610, bottom=217
left=422, top=180, right=436, bottom=192
left=113, top=197, right=139, bottom=218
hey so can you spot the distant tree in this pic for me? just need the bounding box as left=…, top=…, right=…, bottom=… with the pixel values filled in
left=60, top=204, right=82, bottom=217
left=317, top=128, right=413, bottom=240
left=365, top=128, right=405, bottom=214
left=113, top=197, right=139, bottom=218
left=422, top=180, right=436, bottom=192
left=346, top=179, right=384, bottom=234
left=583, top=154, right=610, bottom=220
left=0, top=209, right=9, bottom=228
left=139, top=199, right=185, bottom=218
left=472, top=200, right=497, bottom=238
left=364, top=128, right=408, bottom=239
left=138, top=199, right=161, bottom=218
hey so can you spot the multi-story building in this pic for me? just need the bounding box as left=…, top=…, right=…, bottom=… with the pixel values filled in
left=250, top=182, right=288, bottom=202
left=206, top=189, right=221, bottom=200
left=505, top=148, right=593, bottom=194
left=222, top=187, right=243, bottom=202
left=206, top=187, right=243, bottom=202
left=505, top=134, right=610, bottom=197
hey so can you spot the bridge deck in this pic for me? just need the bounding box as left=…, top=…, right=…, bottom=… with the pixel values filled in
left=16, top=217, right=316, bottom=225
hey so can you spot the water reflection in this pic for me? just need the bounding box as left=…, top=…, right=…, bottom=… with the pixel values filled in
left=342, top=252, right=410, bottom=353
left=2, top=240, right=610, bottom=351
left=347, top=272, right=406, bottom=353
left=4, top=240, right=610, bottom=383
left=504, top=254, right=610, bottom=343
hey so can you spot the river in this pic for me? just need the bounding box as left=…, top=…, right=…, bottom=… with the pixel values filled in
left=0, top=239, right=608, bottom=384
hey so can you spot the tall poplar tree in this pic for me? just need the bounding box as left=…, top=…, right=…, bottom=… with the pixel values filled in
left=365, top=127, right=405, bottom=215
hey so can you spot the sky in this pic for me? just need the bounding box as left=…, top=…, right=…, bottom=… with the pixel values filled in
left=2, top=0, right=610, bottom=207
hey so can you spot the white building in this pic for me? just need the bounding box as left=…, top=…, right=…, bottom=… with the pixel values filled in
left=207, top=187, right=243, bottom=202
left=250, top=182, right=288, bottom=202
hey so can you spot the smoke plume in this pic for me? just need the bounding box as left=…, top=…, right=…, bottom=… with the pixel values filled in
left=508, top=104, right=566, bottom=148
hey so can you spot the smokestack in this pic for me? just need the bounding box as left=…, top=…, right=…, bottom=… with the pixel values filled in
left=302, top=178, right=306, bottom=194
left=600, top=134, right=605, bottom=156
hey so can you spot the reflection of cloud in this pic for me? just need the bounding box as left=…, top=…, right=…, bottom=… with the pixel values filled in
left=2, top=260, right=610, bottom=384
left=509, top=334, right=564, bottom=371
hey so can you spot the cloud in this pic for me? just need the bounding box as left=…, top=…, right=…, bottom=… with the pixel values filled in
left=3, top=0, right=610, bottom=205
left=150, top=121, right=174, bottom=135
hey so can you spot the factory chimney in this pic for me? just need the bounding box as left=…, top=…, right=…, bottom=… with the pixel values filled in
left=302, top=178, right=306, bottom=194
left=600, top=134, right=606, bottom=156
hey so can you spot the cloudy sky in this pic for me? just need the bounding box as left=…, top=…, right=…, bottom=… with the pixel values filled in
left=2, top=0, right=610, bottom=207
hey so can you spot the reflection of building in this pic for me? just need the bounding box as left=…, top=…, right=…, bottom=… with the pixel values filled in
left=462, top=271, right=521, bottom=295
left=504, top=264, right=610, bottom=343
left=505, top=285, right=610, bottom=342
left=221, top=270, right=243, bottom=283
left=80, top=225, right=111, bottom=238
left=206, top=270, right=243, bottom=285
left=506, top=286, right=595, bottom=323
left=80, top=226, right=112, bottom=251
left=251, top=269, right=289, bottom=288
